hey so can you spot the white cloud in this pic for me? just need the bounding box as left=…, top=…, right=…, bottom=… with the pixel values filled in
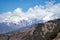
left=13, top=8, right=22, bottom=13
left=0, top=1, right=60, bottom=24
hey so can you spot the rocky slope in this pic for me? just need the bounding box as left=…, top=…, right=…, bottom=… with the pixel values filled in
left=0, top=19, right=60, bottom=40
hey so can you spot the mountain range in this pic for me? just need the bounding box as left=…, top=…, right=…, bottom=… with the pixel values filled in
left=0, top=18, right=60, bottom=40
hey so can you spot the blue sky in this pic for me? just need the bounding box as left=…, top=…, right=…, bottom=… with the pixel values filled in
left=0, top=0, right=60, bottom=13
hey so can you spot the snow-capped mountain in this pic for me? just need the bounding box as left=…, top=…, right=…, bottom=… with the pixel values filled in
left=0, top=15, right=45, bottom=34
left=0, top=15, right=30, bottom=34
left=0, top=13, right=59, bottom=34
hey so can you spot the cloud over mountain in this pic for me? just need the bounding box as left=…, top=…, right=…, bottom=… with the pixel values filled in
left=0, top=1, right=60, bottom=24
left=0, top=1, right=60, bottom=34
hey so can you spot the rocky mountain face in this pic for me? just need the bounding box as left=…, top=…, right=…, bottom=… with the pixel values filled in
left=0, top=19, right=60, bottom=40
